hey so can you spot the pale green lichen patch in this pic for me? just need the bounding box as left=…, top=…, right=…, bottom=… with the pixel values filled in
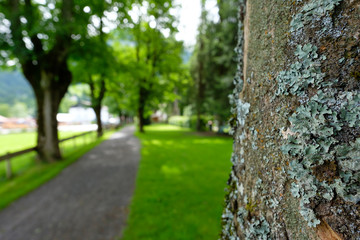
left=275, top=0, right=360, bottom=231
left=290, top=0, right=342, bottom=32
left=235, top=198, right=272, bottom=240
left=282, top=89, right=360, bottom=219
left=245, top=216, right=271, bottom=240
left=275, top=43, right=327, bottom=97
left=232, top=100, right=250, bottom=128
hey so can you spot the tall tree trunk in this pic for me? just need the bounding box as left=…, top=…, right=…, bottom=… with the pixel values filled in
left=195, top=62, right=205, bottom=131
left=37, top=74, right=61, bottom=161
left=138, top=85, right=147, bottom=133
left=89, top=77, right=106, bottom=138
left=196, top=0, right=207, bottom=131
left=221, top=1, right=360, bottom=240
left=94, top=105, right=103, bottom=137
left=138, top=105, right=145, bottom=133
left=24, top=61, right=71, bottom=162
left=172, top=89, right=180, bottom=116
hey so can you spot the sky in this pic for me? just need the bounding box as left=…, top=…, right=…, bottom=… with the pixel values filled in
left=175, top=0, right=219, bottom=47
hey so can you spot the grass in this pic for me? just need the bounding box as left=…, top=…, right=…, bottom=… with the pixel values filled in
left=121, top=124, right=232, bottom=240
left=0, top=131, right=87, bottom=155
left=0, top=129, right=116, bottom=210
left=0, top=131, right=90, bottom=179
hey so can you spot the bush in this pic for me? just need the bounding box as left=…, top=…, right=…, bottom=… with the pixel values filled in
left=168, top=116, right=190, bottom=127
left=168, top=115, right=214, bottom=131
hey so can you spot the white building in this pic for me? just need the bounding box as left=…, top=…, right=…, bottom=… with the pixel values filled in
left=57, top=105, right=110, bottom=124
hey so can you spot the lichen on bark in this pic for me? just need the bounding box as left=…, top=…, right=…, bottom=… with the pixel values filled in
left=220, top=0, right=360, bottom=239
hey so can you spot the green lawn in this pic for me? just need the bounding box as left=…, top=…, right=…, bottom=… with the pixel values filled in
left=0, top=129, right=115, bottom=210
left=0, top=131, right=88, bottom=155
left=0, top=130, right=92, bottom=180
left=121, top=124, right=232, bottom=240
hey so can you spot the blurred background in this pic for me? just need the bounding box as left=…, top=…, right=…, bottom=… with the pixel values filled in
left=0, top=0, right=239, bottom=135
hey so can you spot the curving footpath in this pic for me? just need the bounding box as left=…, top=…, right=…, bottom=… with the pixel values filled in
left=0, top=125, right=140, bottom=240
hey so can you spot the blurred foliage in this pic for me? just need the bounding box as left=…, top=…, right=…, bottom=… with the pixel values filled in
left=168, top=115, right=214, bottom=131
left=102, top=1, right=191, bottom=130
left=58, top=84, right=90, bottom=113
left=0, top=0, right=237, bottom=134
left=189, top=0, right=239, bottom=126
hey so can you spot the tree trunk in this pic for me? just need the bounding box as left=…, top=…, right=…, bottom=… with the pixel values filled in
left=94, top=105, right=103, bottom=137
left=195, top=1, right=207, bottom=132
left=221, top=1, right=360, bottom=240
left=195, top=0, right=208, bottom=132
left=24, top=61, right=71, bottom=162
left=89, top=78, right=106, bottom=138
left=196, top=59, right=205, bottom=131
left=172, top=89, right=180, bottom=116
left=138, top=106, right=145, bottom=133
left=138, top=85, right=147, bottom=133
left=36, top=74, right=61, bottom=161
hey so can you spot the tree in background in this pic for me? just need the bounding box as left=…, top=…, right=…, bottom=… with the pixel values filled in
left=107, top=39, right=139, bottom=122
left=192, top=0, right=207, bottom=131
left=128, top=0, right=183, bottom=132
left=190, top=0, right=238, bottom=131
left=221, top=1, right=360, bottom=239
left=70, top=2, right=119, bottom=137
left=0, top=0, right=132, bottom=161
left=205, top=0, right=238, bottom=126
left=0, top=0, right=79, bottom=161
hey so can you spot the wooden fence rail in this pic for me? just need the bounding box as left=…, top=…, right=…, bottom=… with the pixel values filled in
left=0, top=130, right=96, bottom=179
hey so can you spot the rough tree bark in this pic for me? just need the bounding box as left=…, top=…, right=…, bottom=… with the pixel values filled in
left=221, top=0, right=359, bottom=239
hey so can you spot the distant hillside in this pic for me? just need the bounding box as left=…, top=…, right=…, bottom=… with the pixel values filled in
left=0, top=71, right=35, bottom=117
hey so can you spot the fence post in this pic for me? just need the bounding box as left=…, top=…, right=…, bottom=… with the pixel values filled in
left=6, top=152, right=12, bottom=179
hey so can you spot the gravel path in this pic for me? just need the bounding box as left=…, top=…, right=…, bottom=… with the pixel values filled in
left=0, top=125, right=140, bottom=240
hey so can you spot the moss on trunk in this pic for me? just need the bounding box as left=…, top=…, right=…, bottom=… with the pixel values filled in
left=221, top=0, right=360, bottom=239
